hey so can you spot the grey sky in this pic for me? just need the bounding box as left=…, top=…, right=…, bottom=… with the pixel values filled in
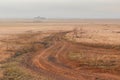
left=0, top=0, right=120, bottom=18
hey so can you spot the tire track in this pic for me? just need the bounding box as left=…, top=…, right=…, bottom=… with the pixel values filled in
left=31, top=32, right=120, bottom=80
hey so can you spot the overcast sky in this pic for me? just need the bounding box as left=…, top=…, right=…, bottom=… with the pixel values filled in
left=0, top=0, right=120, bottom=19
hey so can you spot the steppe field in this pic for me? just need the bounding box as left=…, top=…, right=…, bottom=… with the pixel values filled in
left=0, top=19, right=120, bottom=80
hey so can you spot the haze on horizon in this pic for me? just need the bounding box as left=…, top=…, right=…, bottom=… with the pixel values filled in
left=0, top=0, right=120, bottom=19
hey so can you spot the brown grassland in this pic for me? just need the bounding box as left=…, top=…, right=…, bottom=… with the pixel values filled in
left=0, top=19, right=120, bottom=80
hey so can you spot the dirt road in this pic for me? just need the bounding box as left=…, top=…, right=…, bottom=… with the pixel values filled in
left=28, top=32, right=120, bottom=80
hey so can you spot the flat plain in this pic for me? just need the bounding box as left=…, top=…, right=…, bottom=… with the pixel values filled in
left=0, top=19, right=120, bottom=80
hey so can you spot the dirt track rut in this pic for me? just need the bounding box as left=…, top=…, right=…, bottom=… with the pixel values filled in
left=30, top=32, right=120, bottom=80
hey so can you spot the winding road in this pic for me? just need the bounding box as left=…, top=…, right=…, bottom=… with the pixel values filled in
left=28, top=32, right=120, bottom=80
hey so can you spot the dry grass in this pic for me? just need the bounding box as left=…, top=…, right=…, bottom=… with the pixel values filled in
left=68, top=52, right=120, bottom=74
left=65, top=20, right=120, bottom=75
left=66, top=25, right=120, bottom=46
left=0, top=31, right=53, bottom=80
left=0, top=19, right=120, bottom=79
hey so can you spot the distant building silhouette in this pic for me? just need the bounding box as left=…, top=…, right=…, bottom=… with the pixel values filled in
left=33, top=16, right=46, bottom=23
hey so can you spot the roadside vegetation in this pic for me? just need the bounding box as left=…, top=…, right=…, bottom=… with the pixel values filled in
left=0, top=31, right=53, bottom=80
left=66, top=28, right=120, bottom=75
left=0, top=28, right=120, bottom=80
left=68, top=52, right=120, bottom=74
left=66, top=27, right=120, bottom=50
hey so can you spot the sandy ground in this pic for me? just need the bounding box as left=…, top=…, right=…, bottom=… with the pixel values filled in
left=0, top=19, right=120, bottom=79
left=0, top=19, right=119, bottom=34
left=30, top=32, right=120, bottom=80
left=67, top=25, right=120, bottom=45
left=0, top=19, right=120, bottom=60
